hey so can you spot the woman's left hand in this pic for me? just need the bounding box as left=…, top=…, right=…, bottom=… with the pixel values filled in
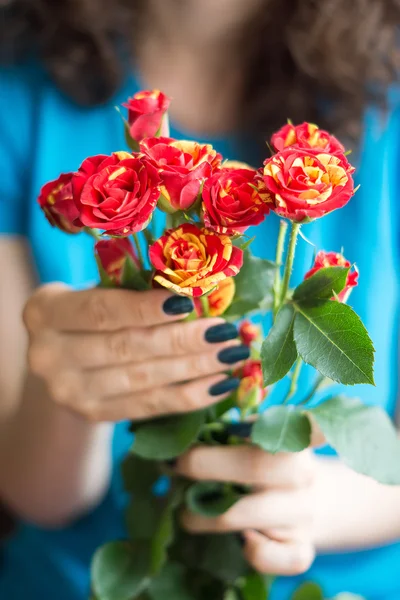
left=175, top=445, right=317, bottom=576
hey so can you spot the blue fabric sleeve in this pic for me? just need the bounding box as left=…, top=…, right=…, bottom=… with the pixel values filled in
left=0, top=65, right=36, bottom=235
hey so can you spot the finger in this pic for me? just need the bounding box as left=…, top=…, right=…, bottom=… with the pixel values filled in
left=243, top=529, right=315, bottom=576
left=82, top=341, right=246, bottom=397
left=176, top=445, right=314, bottom=489
left=24, top=284, right=195, bottom=333
left=57, top=318, right=239, bottom=368
left=72, top=373, right=240, bottom=422
left=181, top=489, right=312, bottom=533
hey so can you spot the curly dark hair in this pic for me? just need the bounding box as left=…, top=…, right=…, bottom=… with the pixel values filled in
left=1, top=0, right=400, bottom=142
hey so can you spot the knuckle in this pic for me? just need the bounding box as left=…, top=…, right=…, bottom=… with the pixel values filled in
left=23, top=295, right=44, bottom=333
left=190, top=353, right=217, bottom=379
left=179, top=384, right=205, bottom=411
left=106, top=329, right=134, bottom=363
left=130, top=363, right=151, bottom=391
left=131, top=296, right=149, bottom=327
left=48, top=370, right=81, bottom=406
left=170, top=325, right=190, bottom=355
left=85, top=293, right=111, bottom=330
left=180, top=447, right=203, bottom=478
left=28, top=335, right=56, bottom=375
left=289, top=544, right=315, bottom=575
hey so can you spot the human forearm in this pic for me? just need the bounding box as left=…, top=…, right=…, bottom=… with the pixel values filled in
left=0, top=373, right=112, bottom=527
left=313, top=456, right=400, bottom=551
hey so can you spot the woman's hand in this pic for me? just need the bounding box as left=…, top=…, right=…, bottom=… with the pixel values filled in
left=176, top=445, right=316, bottom=576
left=24, top=283, right=246, bottom=422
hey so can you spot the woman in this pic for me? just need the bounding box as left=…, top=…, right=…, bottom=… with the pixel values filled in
left=1, top=1, right=400, bottom=599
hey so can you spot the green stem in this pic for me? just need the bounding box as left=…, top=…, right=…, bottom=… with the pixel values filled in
left=143, top=228, right=154, bottom=248
left=279, top=222, right=300, bottom=307
left=84, top=227, right=102, bottom=241
left=273, top=220, right=288, bottom=320
left=132, top=233, right=145, bottom=269
left=299, top=373, right=327, bottom=405
left=200, top=295, right=210, bottom=318
left=283, top=358, right=303, bottom=405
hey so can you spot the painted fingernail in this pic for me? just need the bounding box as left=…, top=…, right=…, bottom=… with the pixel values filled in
left=163, top=296, right=194, bottom=315
left=218, top=345, right=250, bottom=365
left=205, top=323, right=238, bottom=344
left=226, top=422, right=253, bottom=438
left=209, top=377, right=240, bottom=397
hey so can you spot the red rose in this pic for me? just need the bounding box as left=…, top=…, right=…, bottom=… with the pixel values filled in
left=37, top=173, right=82, bottom=233
left=95, top=238, right=139, bottom=285
left=149, top=223, right=243, bottom=297
left=202, top=168, right=270, bottom=235
left=123, top=89, right=170, bottom=142
left=305, top=250, right=358, bottom=302
left=72, top=151, right=160, bottom=236
left=239, top=320, right=261, bottom=346
left=271, top=122, right=345, bottom=155
left=262, top=148, right=355, bottom=222
left=140, top=137, right=222, bottom=211
left=234, top=359, right=267, bottom=410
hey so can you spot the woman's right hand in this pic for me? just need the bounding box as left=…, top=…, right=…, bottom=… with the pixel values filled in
left=23, top=284, right=246, bottom=423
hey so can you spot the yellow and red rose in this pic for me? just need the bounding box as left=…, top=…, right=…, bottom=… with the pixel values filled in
left=149, top=223, right=243, bottom=297
left=123, top=89, right=170, bottom=142
left=194, top=277, right=235, bottom=317
left=271, top=122, right=345, bottom=155
left=72, top=152, right=160, bottom=236
left=202, top=168, right=270, bottom=235
left=262, top=148, right=355, bottom=222
left=305, top=250, right=358, bottom=302
left=239, top=320, right=261, bottom=347
left=38, top=173, right=82, bottom=233
left=140, top=137, right=222, bottom=211
left=234, top=359, right=267, bottom=410
left=95, top=238, right=139, bottom=285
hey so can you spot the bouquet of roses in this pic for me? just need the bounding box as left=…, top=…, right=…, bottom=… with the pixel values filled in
left=38, top=89, right=400, bottom=600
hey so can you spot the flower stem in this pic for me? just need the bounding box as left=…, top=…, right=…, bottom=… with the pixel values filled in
left=84, top=227, right=102, bottom=241
left=273, top=220, right=288, bottom=320
left=279, top=222, right=300, bottom=306
left=132, top=233, right=145, bottom=269
left=200, top=295, right=210, bottom=318
left=298, top=373, right=327, bottom=406
left=283, top=358, right=303, bottom=405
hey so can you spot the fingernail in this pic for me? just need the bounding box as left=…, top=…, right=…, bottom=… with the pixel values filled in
left=163, top=296, right=194, bottom=315
left=209, top=377, right=240, bottom=397
left=218, top=345, right=250, bottom=365
left=205, top=323, right=238, bottom=344
left=226, top=422, right=253, bottom=438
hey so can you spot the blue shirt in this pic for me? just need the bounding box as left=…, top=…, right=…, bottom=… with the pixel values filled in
left=0, top=62, right=400, bottom=600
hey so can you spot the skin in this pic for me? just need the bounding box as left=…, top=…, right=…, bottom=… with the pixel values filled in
left=1, top=0, right=400, bottom=579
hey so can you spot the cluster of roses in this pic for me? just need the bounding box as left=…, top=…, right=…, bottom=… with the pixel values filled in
left=38, top=89, right=358, bottom=408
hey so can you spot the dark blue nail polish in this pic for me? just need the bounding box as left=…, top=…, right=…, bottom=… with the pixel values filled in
left=218, top=345, right=250, bottom=365
left=226, top=422, right=253, bottom=438
left=205, top=323, right=238, bottom=344
left=163, top=296, right=194, bottom=315
left=209, top=377, right=240, bottom=397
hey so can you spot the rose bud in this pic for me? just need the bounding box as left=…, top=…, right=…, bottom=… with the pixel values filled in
left=194, top=277, right=236, bottom=317
left=72, top=151, right=161, bottom=236
left=37, top=173, right=82, bottom=233
left=271, top=122, right=345, bottom=155
left=202, top=168, right=270, bottom=235
left=239, top=320, right=261, bottom=346
left=262, top=147, right=355, bottom=223
left=149, top=223, right=243, bottom=297
left=95, top=238, right=139, bottom=286
left=140, top=137, right=222, bottom=211
left=123, top=89, right=171, bottom=142
left=305, top=250, right=358, bottom=302
left=234, top=359, right=267, bottom=411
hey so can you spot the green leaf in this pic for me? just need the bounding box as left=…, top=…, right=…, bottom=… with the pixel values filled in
left=148, top=562, right=193, bottom=600
left=185, top=482, right=245, bottom=517
left=224, top=250, right=276, bottom=319
left=240, top=572, right=272, bottom=600
left=291, top=582, right=324, bottom=600
left=252, top=406, right=311, bottom=453
left=121, top=256, right=151, bottom=291
left=91, top=541, right=150, bottom=600
left=261, top=304, right=297, bottom=385
left=121, top=454, right=160, bottom=494
left=293, top=301, right=375, bottom=385
left=307, top=396, right=400, bottom=484
left=293, top=267, right=349, bottom=303
left=131, top=411, right=206, bottom=460
left=126, top=495, right=167, bottom=541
